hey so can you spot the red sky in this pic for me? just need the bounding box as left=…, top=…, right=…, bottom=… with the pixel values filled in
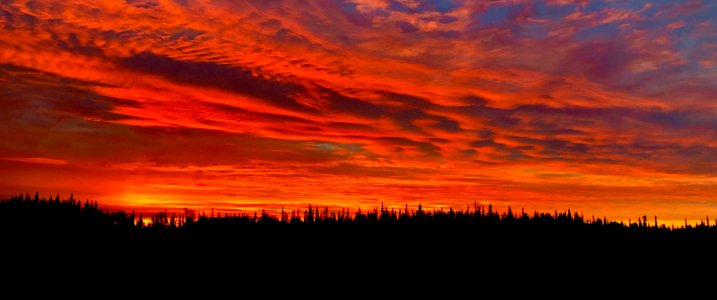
left=1, top=0, right=717, bottom=224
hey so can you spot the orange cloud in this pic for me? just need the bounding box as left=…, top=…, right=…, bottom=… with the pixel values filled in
left=1, top=157, right=68, bottom=165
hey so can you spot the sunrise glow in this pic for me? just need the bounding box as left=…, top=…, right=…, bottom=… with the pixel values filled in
left=1, top=0, right=717, bottom=224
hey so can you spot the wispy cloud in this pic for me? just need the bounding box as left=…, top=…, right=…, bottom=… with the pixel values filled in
left=2, top=157, right=68, bottom=165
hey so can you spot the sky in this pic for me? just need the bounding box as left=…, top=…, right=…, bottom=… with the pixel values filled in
left=1, top=0, right=717, bottom=223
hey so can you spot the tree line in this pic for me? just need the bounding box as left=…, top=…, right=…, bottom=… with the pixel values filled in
left=2, top=192, right=716, bottom=244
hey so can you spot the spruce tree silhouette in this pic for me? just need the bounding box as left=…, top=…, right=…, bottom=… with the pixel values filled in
left=2, top=192, right=717, bottom=251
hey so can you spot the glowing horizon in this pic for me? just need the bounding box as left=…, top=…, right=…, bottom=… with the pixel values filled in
left=1, top=0, right=717, bottom=224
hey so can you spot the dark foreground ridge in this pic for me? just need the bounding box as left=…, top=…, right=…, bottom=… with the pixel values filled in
left=2, top=193, right=716, bottom=246
left=3, top=193, right=712, bottom=282
left=5, top=192, right=717, bottom=275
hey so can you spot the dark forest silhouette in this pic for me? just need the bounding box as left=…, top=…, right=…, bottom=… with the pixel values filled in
left=3, top=192, right=717, bottom=246
left=3, top=192, right=714, bottom=282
